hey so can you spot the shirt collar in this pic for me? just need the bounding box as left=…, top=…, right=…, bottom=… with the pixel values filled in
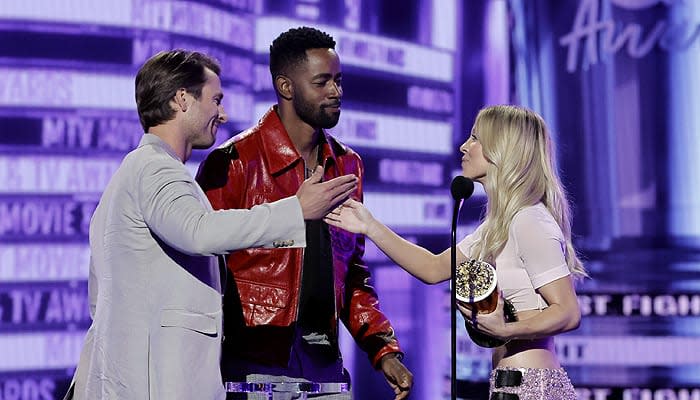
left=139, top=133, right=183, bottom=163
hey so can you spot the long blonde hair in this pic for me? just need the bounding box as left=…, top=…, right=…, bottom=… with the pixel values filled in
left=469, top=105, right=586, bottom=278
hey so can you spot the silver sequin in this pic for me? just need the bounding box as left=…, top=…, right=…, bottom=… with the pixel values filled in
left=489, top=367, right=577, bottom=400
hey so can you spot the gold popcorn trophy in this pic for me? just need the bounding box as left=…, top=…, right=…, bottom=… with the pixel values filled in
left=456, top=259, right=518, bottom=347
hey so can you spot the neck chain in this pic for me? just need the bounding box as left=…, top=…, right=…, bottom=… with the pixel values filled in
left=304, top=145, right=320, bottom=178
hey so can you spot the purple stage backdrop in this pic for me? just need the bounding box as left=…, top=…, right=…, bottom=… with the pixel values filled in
left=1, top=1, right=699, bottom=399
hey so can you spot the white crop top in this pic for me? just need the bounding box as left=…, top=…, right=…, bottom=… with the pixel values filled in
left=457, top=203, right=571, bottom=312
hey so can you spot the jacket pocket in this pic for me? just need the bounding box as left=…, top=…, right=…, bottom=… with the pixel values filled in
left=236, top=280, right=289, bottom=325
left=160, top=309, right=219, bottom=335
left=237, top=281, right=288, bottom=309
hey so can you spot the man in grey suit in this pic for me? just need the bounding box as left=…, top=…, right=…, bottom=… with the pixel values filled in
left=64, top=50, right=358, bottom=400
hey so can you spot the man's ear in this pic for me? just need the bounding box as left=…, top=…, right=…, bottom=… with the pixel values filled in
left=173, top=88, right=189, bottom=112
left=275, top=75, right=293, bottom=101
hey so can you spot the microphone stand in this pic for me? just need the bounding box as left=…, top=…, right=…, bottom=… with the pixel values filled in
left=450, top=198, right=464, bottom=400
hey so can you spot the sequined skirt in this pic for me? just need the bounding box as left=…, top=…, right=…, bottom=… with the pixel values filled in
left=489, top=367, right=576, bottom=400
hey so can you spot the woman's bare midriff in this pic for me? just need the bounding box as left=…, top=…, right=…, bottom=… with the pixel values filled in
left=492, top=309, right=561, bottom=369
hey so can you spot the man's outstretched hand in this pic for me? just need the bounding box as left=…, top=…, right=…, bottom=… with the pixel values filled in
left=380, top=353, right=413, bottom=399
left=296, top=166, right=358, bottom=220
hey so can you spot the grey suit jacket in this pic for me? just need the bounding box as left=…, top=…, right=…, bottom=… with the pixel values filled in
left=66, top=134, right=305, bottom=399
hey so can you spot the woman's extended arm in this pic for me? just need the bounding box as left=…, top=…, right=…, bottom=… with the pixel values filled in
left=325, top=199, right=455, bottom=283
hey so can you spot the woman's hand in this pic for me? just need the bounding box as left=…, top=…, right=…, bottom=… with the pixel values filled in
left=324, top=198, right=375, bottom=235
left=458, top=294, right=511, bottom=341
left=327, top=198, right=453, bottom=284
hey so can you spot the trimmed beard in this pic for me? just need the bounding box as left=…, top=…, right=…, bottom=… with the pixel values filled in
left=293, top=95, right=340, bottom=129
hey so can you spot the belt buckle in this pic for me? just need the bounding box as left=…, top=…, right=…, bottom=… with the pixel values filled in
left=271, top=382, right=318, bottom=393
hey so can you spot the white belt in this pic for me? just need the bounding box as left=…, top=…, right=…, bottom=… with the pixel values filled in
left=225, top=381, right=350, bottom=394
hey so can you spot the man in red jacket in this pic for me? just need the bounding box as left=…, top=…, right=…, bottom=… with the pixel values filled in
left=196, top=27, right=413, bottom=399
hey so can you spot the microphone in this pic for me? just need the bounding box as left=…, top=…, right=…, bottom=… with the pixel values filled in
left=449, top=176, right=473, bottom=400
left=450, top=175, right=474, bottom=201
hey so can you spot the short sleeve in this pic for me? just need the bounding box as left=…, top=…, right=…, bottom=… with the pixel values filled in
left=511, top=206, right=570, bottom=288
left=457, top=224, right=484, bottom=259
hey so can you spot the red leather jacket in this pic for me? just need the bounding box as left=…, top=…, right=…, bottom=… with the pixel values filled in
left=196, top=107, right=401, bottom=369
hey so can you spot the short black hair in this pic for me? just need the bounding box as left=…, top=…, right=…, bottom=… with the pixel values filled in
left=135, top=50, right=221, bottom=131
left=269, top=26, right=336, bottom=79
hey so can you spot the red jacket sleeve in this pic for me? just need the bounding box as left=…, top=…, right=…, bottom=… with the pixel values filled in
left=339, top=154, right=403, bottom=368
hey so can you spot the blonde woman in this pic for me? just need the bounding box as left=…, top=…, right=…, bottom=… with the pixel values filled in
left=325, top=105, right=585, bottom=399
